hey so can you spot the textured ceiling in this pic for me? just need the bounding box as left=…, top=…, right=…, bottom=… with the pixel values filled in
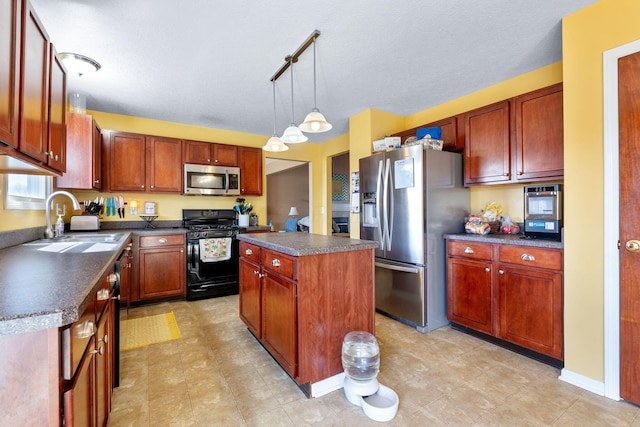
left=31, top=0, right=597, bottom=144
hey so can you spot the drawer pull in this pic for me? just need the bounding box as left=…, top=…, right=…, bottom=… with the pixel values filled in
left=245, top=249, right=253, bottom=255
left=90, top=346, right=104, bottom=356
left=499, top=269, right=505, bottom=274
left=520, top=253, right=536, bottom=262
left=271, top=258, right=281, bottom=267
left=97, top=288, right=110, bottom=301
left=463, top=247, right=474, bottom=254
left=485, top=267, right=490, bottom=273
left=158, top=238, right=167, bottom=244
left=73, top=321, right=96, bottom=339
left=253, top=270, right=260, bottom=275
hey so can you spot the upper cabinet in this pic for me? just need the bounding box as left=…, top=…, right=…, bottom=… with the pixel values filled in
left=391, top=115, right=464, bottom=152
left=0, top=0, right=21, bottom=148
left=56, top=113, right=101, bottom=190
left=184, top=140, right=237, bottom=166
left=238, top=146, right=262, bottom=196
left=0, top=0, right=67, bottom=174
left=103, top=131, right=183, bottom=193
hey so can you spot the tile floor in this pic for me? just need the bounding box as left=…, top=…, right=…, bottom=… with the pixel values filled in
left=108, top=295, right=640, bottom=427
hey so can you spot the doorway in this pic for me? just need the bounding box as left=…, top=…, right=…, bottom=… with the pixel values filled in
left=265, top=158, right=310, bottom=231
left=603, top=38, right=640, bottom=404
left=330, top=152, right=350, bottom=235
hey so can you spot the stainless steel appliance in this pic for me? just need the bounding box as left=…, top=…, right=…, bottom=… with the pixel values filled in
left=359, top=146, right=469, bottom=332
left=183, top=164, right=241, bottom=196
left=524, top=184, right=562, bottom=241
left=183, top=209, right=241, bottom=300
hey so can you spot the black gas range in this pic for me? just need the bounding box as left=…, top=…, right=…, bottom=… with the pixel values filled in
left=183, top=209, right=242, bottom=300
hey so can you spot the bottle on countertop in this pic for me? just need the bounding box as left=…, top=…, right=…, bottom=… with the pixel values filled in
left=269, top=220, right=274, bottom=232
left=56, top=215, right=64, bottom=237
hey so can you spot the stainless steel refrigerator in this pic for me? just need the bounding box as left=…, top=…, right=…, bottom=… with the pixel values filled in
left=359, top=145, right=469, bottom=332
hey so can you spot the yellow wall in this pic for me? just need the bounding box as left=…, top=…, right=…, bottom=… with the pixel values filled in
left=561, top=0, right=640, bottom=382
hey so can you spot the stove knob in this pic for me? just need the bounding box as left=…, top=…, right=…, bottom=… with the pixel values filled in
left=202, top=231, right=208, bottom=238
left=192, top=232, right=200, bottom=239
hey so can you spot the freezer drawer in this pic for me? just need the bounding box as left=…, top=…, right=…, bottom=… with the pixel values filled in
left=374, top=259, right=425, bottom=328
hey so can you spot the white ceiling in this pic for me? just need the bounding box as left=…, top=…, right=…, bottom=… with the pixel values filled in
left=31, top=0, right=597, bottom=144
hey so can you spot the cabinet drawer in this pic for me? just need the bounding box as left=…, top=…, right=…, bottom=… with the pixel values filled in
left=140, top=234, right=184, bottom=248
left=447, top=240, right=493, bottom=261
left=499, top=246, right=562, bottom=270
left=240, top=241, right=261, bottom=264
left=262, top=249, right=296, bottom=280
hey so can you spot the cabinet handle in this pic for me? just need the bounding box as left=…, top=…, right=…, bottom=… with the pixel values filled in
left=94, top=179, right=100, bottom=184
left=73, top=320, right=96, bottom=339
left=97, top=288, right=110, bottom=301
left=245, top=249, right=253, bottom=255
left=520, top=253, right=536, bottom=262
left=259, top=273, right=266, bottom=278
left=518, top=171, right=524, bottom=175
left=140, top=185, right=145, bottom=189
left=503, top=172, right=510, bottom=177
left=485, top=267, right=490, bottom=272
left=253, top=270, right=260, bottom=275
left=463, top=247, right=474, bottom=254
left=271, top=259, right=281, bottom=267
left=90, top=346, right=104, bottom=356
left=151, top=185, right=154, bottom=189
left=99, top=334, right=108, bottom=344
left=158, top=238, right=167, bottom=244
left=499, top=269, right=505, bottom=274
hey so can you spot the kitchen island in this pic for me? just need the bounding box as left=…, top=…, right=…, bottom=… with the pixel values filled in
left=236, top=232, right=377, bottom=397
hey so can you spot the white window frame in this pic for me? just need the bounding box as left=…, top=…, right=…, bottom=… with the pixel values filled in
left=4, top=174, right=53, bottom=210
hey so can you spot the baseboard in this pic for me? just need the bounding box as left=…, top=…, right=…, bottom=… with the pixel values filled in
left=310, top=372, right=345, bottom=398
left=559, top=368, right=608, bottom=397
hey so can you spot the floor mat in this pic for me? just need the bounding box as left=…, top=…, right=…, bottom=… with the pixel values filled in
left=120, top=312, right=182, bottom=351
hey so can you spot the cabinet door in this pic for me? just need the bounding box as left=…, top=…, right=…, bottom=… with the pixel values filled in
left=513, top=83, right=564, bottom=182
left=463, top=100, right=511, bottom=186
left=146, top=136, right=182, bottom=192
left=139, top=246, right=186, bottom=300
left=95, top=301, right=111, bottom=427
left=239, top=258, right=262, bottom=338
left=119, top=242, right=133, bottom=307
left=262, top=273, right=297, bottom=377
left=63, top=336, right=95, bottom=427
left=107, top=132, right=146, bottom=192
left=183, top=140, right=211, bottom=164
left=18, top=1, right=49, bottom=163
left=56, top=113, right=101, bottom=189
left=213, top=144, right=237, bottom=166
left=238, top=146, right=262, bottom=195
left=446, top=257, right=494, bottom=334
left=46, top=44, right=65, bottom=172
left=0, top=0, right=20, bottom=148
left=498, top=265, right=563, bottom=359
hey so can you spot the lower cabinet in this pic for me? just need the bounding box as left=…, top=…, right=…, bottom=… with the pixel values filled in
left=238, top=255, right=262, bottom=338
left=446, top=240, right=563, bottom=361
left=137, top=234, right=186, bottom=301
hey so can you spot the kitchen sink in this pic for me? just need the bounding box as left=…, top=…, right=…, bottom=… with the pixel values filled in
left=39, top=233, right=124, bottom=243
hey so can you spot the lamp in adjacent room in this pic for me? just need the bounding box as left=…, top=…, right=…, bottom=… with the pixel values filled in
left=263, top=80, right=289, bottom=152
left=285, top=206, right=299, bottom=232
left=299, top=34, right=332, bottom=133
left=280, top=57, right=308, bottom=144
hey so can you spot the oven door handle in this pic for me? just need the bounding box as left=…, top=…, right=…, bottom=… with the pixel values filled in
left=187, top=242, right=200, bottom=274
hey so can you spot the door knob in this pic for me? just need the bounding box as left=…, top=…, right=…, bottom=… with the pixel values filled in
left=625, top=240, right=640, bottom=253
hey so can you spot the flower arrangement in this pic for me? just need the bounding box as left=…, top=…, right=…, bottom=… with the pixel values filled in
left=234, top=198, right=252, bottom=215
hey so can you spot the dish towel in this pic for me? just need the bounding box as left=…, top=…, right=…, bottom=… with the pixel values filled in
left=199, top=238, right=232, bottom=262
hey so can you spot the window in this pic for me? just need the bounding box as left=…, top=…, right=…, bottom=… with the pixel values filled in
left=4, top=174, right=53, bottom=210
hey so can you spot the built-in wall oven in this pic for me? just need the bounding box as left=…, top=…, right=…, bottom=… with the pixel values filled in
left=183, top=209, right=241, bottom=300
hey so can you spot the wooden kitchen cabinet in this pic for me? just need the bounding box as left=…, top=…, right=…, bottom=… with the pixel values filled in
left=239, top=244, right=262, bottom=338
left=56, top=113, right=102, bottom=190
left=446, top=241, right=494, bottom=334
left=463, top=100, right=512, bottom=185
left=118, top=239, right=133, bottom=307
left=46, top=44, right=66, bottom=172
left=183, top=139, right=238, bottom=166
left=513, top=83, right=564, bottom=182
left=238, top=146, right=262, bottom=195
left=0, top=0, right=21, bottom=148
left=137, top=234, right=186, bottom=300
left=104, top=131, right=183, bottom=193
left=391, top=115, right=464, bottom=152
left=446, top=239, right=563, bottom=362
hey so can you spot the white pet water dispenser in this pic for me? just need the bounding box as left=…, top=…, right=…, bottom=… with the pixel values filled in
left=342, top=331, right=399, bottom=422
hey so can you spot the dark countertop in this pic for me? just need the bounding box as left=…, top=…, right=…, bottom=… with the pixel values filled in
left=236, top=232, right=378, bottom=256
left=444, top=233, right=563, bottom=249
left=0, top=227, right=191, bottom=337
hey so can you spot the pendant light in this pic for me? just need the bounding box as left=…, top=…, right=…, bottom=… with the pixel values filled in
left=299, top=37, right=332, bottom=133
left=263, top=81, right=289, bottom=152
left=280, top=57, right=308, bottom=144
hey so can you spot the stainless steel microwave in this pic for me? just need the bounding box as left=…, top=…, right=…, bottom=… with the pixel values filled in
left=183, top=164, right=241, bottom=196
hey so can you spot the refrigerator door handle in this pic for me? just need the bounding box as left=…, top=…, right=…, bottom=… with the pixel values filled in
left=376, top=159, right=384, bottom=249
left=375, top=261, right=420, bottom=274
left=383, top=158, right=392, bottom=251
left=387, top=158, right=394, bottom=250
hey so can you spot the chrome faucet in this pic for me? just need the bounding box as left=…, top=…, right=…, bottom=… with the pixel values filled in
left=44, top=191, right=81, bottom=239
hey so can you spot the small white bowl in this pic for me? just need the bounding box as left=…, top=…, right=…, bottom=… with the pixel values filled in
left=343, top=377, right=379, bottom=406
left=361, top=384, right=399, bottom=422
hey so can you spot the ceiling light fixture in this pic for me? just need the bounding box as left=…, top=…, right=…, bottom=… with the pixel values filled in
left=263, top=80, right=289, bottom=152
left=58, top=52, right=101, bottom=76
left=299, top=35, right=332, bottom=133
left=280, top=56, right=308, bottom=144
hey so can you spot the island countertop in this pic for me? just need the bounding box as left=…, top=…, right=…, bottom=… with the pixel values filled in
left=236, top=232, right=378, bottom=257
